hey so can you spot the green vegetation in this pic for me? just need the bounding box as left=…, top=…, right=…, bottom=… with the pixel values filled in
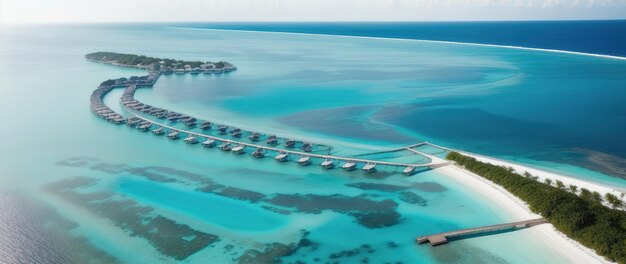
left=85, top=52, right=227, bottom=69
left=447, top=152, right=626, bottom=263
left=606, top=193, right=624, bottom=209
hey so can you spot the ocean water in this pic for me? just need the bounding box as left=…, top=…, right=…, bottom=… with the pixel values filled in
left=178, top=20, right=626, bottom=57
left=0, top=23, right=624, bottom=263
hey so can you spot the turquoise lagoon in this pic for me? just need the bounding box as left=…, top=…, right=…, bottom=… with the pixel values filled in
left=0, top=24, right=625, bottom=263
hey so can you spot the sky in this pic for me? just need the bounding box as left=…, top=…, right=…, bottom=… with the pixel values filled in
left=1, top=0, right=626, bottom=24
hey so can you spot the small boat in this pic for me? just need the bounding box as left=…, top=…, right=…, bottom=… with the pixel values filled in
left=342, top=161, right=357, bottom=171
left=184, top=135, right=198, bottom=144
left=152, top=127, right=164, bottom=135
left=219, top=142, right=232, bottom=151
left=403, top=166, right=415, bottom=176
left=362, top=163, right=377, bottom=173
left=285, top=139, right=296, bottom=148
left=202, top=139, right=216, bottom=148
left=231, top=144, right=245, bottom=154
left=248, top=132, right=261, bottom=142
left=321, top=159, right=334, bottom=169
left=252, top=148, right=264, bottom=158
left=275, top=152, right=288, bottom=162
left=297, top=156, right=310, bottom=166
left=301, top=142, right=312, bottom=152
left=167, top=130, right=180, bottom=139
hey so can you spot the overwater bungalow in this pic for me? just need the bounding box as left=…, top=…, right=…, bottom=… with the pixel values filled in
left=403, top=166, right=415, bottom=176
left=138, top=123, right=152, bottom=132
left=200, top=122, right=212, bottom=130
left=184, top=135, right=198, bottom=144
left=152, top=127, right=164, bottom=135
left=266, top=135, right=278, bottom=145
left=248, top=132, right=261, bottom=142
left=298, top=155, right=310, bottom=166
left=202, top=139, right=216, bottom=148
left=285, top=139, right=296, bottom=148
left=185, top=121, right=197, bottom=128
left=252, top=148, right=264, bottom=158
left=275, top=152, right=288, bottom=162
left=219, top=142, right=232, bottom=151
left=232, top=131, right=242, bottom=138
left=229, top=128, right=241, bottom=134
left=167, top=130, right=180, bottom=139
left=342, top=161, right=357, bottom=171
left=127, top=117, right=141, bottom=126
left=181, top=117, right=196, bottom=123
left=217, top=125, right=228, bottom=135
left=362, top=163, right=377, bottom=173
left=321, top=159, right=334, bottom=169
left=232, top=144, right=245, bottom=155
left=302, top=142, right=312, bottom=152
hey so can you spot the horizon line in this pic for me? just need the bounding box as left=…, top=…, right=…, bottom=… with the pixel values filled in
left=3, top=18, right=626, bottom=25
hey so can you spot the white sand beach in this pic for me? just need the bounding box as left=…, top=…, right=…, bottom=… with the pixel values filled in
left=435, top=165, right=612, bottom=264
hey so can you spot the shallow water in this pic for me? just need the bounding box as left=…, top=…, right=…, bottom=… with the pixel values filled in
left=0, top=24, right=624, bottom=263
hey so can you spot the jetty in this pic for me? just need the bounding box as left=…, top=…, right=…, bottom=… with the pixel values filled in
left=416, top=218, right=548, bottom=246
left=88, top=53, right=450, bottom=172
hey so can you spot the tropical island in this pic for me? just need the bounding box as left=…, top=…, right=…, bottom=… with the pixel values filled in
left=85, top=51, right=237, bottom=74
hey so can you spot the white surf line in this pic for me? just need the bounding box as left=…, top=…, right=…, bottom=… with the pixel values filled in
left=166, top=26, right=626, bottom=61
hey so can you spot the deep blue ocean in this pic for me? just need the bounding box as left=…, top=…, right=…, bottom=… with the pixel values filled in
left=177, top=20, right=626, bottom=57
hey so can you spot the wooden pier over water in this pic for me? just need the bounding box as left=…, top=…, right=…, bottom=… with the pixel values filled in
left=90, top=63, right=451, bottom=172
left=416, top=218, right=548, bottom=246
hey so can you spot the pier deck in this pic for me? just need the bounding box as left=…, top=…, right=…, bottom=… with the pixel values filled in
left=416, top=218, right=548, bottom=246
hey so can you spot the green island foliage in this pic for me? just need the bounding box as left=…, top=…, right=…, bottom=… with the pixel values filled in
left=85, top=52, right=225, bottom=69
left=446, top=152, right=626, bottom=263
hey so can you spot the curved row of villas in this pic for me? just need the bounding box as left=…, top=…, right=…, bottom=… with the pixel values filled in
left=124, top=115, right=416, bottom=174
left=89, top=60, right=435, bottom=175
left=120, top=84, right=333, bottom=154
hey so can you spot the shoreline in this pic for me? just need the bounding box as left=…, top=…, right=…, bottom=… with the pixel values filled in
left=435, top=165, right=612, bottom=264
left=457, top=150, right=626, bottom=204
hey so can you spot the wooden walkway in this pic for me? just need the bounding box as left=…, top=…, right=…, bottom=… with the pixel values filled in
left=416, top=218, right=548, bottom=246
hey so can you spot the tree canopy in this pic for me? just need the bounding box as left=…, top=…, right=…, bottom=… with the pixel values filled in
left=447, top=152, right=626, bottom=263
